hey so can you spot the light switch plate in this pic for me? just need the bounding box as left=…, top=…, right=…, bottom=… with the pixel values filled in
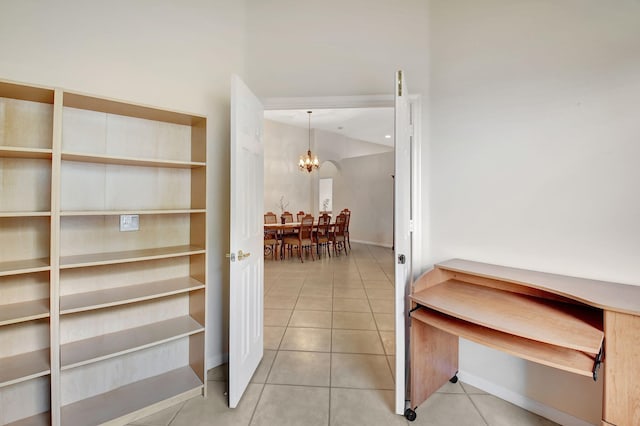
left=120, top=214, right=139, bottom=232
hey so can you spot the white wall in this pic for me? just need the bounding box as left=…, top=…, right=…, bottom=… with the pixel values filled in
left=245, top=0, right=430, bottom=95
left=0, top=0, right=246, bottom=369
left=334, top=152, right=395, bottom=247
left=429, top=0, right=640, bottom=423
left=315, top=128, right=392, bottom=161
left=263, top=119, right=314, bottom=215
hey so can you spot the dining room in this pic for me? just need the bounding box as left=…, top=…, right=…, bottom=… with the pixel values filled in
left=262, top=107, right=396, bottom=254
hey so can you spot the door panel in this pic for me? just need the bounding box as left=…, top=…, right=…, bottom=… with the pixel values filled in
left=394, top=70, right=412, bottom=415
left=229, top=75, right=264, bottom=408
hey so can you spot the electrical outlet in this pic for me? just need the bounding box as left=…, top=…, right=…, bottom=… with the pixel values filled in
left=120, top=214, right=139, bottom=232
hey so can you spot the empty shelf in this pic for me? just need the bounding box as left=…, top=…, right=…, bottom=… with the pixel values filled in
left=61, top=316, right=204, bottom=370
left=0, top=146, right=52, bottom=159
left=59, top=245, right=205, bottom=269
left=0, top=299, right=49, bottom=326
left=411, top=308, right=596, bottom=377
left=60, top=276, right=205, bottom=314
left=61, top=366, right=203, bottom=426
left=0, top=349, right=50, bottom=388
left=411, top=279, right=603, bottom=354
left=60, top=209, right=205, bottom=216
left=62, top=152, right=205, bottom=169
left=5, top=412, right=50, bottom=426
left=0, top=258, right=50, bottom=277
left=0, top=212, right=51, bottom=218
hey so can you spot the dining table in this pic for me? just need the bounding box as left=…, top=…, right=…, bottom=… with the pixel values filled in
left=264, top=221, right=334, bottom=260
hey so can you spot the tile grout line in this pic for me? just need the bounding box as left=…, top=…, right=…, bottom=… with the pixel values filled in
left=249, top=268, right=304, bottom=426
left=165, top=400, right=186, bottom=426
left=462, top=385, right=490, bottom=426
left=363, top=244, right=396, bottom=378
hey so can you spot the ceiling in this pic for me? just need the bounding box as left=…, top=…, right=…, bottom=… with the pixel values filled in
left=264, top=107, right=394, bottom=147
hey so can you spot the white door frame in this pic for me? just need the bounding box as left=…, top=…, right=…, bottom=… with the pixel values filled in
left=263, top=93, right=422, bottom=416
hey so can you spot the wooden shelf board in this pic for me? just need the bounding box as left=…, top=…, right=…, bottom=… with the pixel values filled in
left=62, top=91, right=204, bottom=126
left=0, top=349, right=50, bottom=388
left=59, top=245, right=205, bottom=269
left=0, top=298, right=50, bottom=326
left=411, top=279, right=603, bottom=354
left=5, top=412, right=51, bottom=426
left=0, top=81, right=54, bottom=103
left=60, top=276, right=205, bottom=314
left=0, top=146, right=52, bottom=159
left=61, top=366, right=203, bottom=426
left=437, top=258, right=640, bottom=316
left=60, top=209, right=205, bottom=216
left=0, top=211, right=51, bottom=218
left=0, top=258, right=50, bottom=277
left=412, top=308, right=595, bottom=378
left=62, top=152, right=205, bottom=169
left=61, top=316, right=204, bottom=370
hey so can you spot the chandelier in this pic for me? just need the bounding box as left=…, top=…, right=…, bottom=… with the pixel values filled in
left=298, top=110, right=320, bottom=173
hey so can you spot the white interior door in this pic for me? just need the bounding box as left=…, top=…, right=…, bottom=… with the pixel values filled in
left=229, top=74, right=264, bottom=408
left=394, top=70, right=412, bottom=415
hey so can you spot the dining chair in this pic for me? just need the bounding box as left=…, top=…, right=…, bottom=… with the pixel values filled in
left=264, top=232, right=278, bottom=260
left=315, top=213, right=331, bottom=258
left=263, top=212, right=279, bottom=259
left=283, top=214, right=315, bottom=262
left=330, top=213, right=348, bottom=256
left=296, top=211, right=306, bottom=222
left=281, top=211, right=294, bottom=223
left=264, top=211, right=277, bottom=224
left=341, top=208, right=351, bottom=250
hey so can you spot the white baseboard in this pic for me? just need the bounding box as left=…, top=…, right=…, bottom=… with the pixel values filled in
left=350, top=239, right=393, bottom=249
left=458, top=370, right=596, bottom=426
left=206, top=353, right=228, bottom=371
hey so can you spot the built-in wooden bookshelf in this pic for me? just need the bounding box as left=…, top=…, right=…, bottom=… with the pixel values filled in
left=1, top=81, right=54, bottom=426
left=0, top=79, right=207, bottom=426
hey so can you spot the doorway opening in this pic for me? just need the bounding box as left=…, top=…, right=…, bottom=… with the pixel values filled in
left=264, top=91, right=421, bottom=414
left=263, top=106, right=395, bottom=246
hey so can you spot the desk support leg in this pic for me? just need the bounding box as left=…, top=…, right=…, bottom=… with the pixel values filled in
left=603, top=311, right=640, bottom=426
left=410, top=317, right=459, bottom=411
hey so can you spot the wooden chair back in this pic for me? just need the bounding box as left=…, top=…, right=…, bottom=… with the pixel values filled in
left=264, top=212, right=277, bottom=224
left=334, top=213, right=346, bottom=237
left=317, top=214, right=331, bottom=237
left=281, top=211, right=294, bottom=223
left=341, top=209, right=351, bottom=228
left=299, top=215, right=314, bottom=241
left=296, top=211, right=306, bottom=222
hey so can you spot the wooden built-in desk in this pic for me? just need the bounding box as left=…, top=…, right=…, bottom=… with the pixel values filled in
left=408, top=259, right=640, bottom=426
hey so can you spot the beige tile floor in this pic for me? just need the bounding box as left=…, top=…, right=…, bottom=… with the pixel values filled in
left=129, top=243, right=558, bottom=426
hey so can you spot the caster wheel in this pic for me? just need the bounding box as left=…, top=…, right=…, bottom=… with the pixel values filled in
left=404, top=408, right=417, bottom=422
left=449, top=375, right=459, bottom=384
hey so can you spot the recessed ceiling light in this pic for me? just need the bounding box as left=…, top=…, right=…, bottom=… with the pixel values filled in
left=385, top=134, right=391, bottom=139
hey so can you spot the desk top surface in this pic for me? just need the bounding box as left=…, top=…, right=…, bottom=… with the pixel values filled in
left=437, top=259, right=640, bottom=316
